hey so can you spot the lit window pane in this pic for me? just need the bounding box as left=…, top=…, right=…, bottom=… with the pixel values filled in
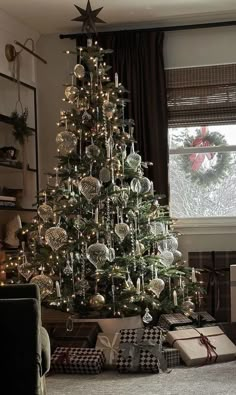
left=169, top=152, right=236, bottom=218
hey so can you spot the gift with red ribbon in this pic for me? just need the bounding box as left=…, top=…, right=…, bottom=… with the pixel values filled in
left=166, top=326, right=236, bottom=367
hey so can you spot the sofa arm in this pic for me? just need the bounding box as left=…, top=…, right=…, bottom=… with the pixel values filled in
left=41, top=326, right=51, bottom=376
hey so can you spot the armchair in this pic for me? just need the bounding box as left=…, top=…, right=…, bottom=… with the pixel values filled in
left=0, top=283, right=51, bottom=395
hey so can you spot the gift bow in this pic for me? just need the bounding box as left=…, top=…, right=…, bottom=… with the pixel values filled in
left=98, top=333, right=120, bottom=364
left=189, top=127, right=215, bottom=171
left=120, top=328, right=167, bottom=372
left=199, top=333, right=218, bottom=364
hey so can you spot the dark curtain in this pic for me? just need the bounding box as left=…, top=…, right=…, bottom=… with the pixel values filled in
left=77, top=30, right=168, bottom=203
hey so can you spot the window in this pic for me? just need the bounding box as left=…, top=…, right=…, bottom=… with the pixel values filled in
left=166, top=65, right=236, bottom=219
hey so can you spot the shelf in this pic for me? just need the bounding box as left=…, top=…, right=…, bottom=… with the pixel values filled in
left=0, top=162, right=37, bottom=172
left=0, top=207, right=37, bottom=212
left=0, top=113, right=36, bottom=133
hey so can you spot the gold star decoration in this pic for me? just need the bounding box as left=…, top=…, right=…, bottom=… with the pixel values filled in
left=72, top=0, right=106, bottom=34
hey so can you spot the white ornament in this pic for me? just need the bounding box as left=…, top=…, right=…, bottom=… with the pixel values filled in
left=86, top=242, right=109, bottom=269
left=79, top=176, right=101, bottom=201
left=149, top=278, right=165, bottom=298
left=142, top=307, right=153, bottom=324
left=65, top=85, right=79, bottom=101
left=126, top=152, right=141, bottom=170
left=115, top=223, right=130, bottom=241
left=45, top=226, right=68, bottom=251
left=37, top=203, right=53, bottom=223
left=130, top=178, right=142, bottom=194
left=30, top=274, right=54, bottom=300
left=56, top=131, right=77, bottom=155
left=159, top=250, right=174, bottom=266
left=74, top=63, right=85, bottom=79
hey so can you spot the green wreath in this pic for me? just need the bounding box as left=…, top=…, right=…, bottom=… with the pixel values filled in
left=181, top=129, right=231, bottom=186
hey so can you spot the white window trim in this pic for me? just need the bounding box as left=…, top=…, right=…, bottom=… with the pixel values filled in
left=173, top=217, right=236, bottom=235
left=170, top=145, right=236, bottom=155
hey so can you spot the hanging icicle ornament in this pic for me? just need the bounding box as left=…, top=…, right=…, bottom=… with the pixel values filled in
left=30, top=274, right=54, bottom=300
left=45, top=226, right=68, bottom=251
left=56, top=130, right=77, bottom=155
left=142, top=307, right=153, bottom=324
left=37, top=203, right=53, bottom=223
left=64, top=85, right=79, bottom=101
left=79, top=176, right=101, bottom=201
left=86, top=242, right=109, bottom=269
left=74, top=63, right=85, bottom=79
left=149, top=278, right=165, bottom=298
left=115, top=223, right=130, bottom=241
left=108, top=247, right=116, bottom=262
left=63, top=257, right=73, bottom=276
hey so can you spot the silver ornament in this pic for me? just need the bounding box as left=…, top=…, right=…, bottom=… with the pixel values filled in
left=159, top=250, right=174, bottom=266
left=64, top=85, right=79, bottom=101
left=45, top=226, right=68, bottom=251
left=126, top=152, right=141, bottom=170
left=18, top=260, right=35, bottom=281
left=63, top=260, right=73, bottom=276
left=37, top=203, right=53, bottom=223
left=130, top=178, right=142, bottom=194
left=149, top=278, right=165, bottom=298
left=142, top=307, right=153, bottom=324
left=79, top=176, right=101, bottom=201
left=158, top=236, right=178, bottom=253
left=173, top=250, right=183, bottom=263
left=149, top=222, right=164, bottom=236
left=182, top=299, right=195, bottom=316
left=140, top=177, right=151, bottom=193
left=30, top=274, right=53, bottom=300
left=74, top=63, right=85, bottom=79
left=86, top=242, right=109, bottom=269
left=99, top=167, right=111, bottom=183
left=86, top=144, right=101, bottom=158
left=56, top=131, right=77, bottom=155
left=115, top=223, right=130, bottom=241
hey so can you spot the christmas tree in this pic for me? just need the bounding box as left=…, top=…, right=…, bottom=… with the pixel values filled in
left=5, top=35, right=203, bottom=323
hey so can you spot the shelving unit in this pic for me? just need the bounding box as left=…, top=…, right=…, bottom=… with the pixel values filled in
left=0, top=72, right=39, bottom=253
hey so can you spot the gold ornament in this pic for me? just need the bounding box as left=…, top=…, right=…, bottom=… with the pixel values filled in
left=89, top=293, right=105, bottom=310
left=30, top=274, right=54, bottom=300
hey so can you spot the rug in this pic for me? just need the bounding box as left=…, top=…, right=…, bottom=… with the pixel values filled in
left=47, top=361, right=236, bottom=395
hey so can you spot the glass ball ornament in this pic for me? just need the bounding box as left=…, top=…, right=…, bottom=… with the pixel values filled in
left=74, top=63, right=85, bottom=79
left=56, top=130, right=77, bottom=155
left=181, top=298, right=195, bottom=316
left=86, top=242, right=109, bottom=269
left=159, top=250, right=174, bottom=266
left=99, top=167, right=111, bottom=183
left=86, top=144, right=101, bottom=159
left=79, top=176, right=101, bottom=201
left=149, top=278, right=165, bottom=298
left=103, top=101, right=115, bottom=118
left=142, top=307, right=153, bottom=324
left=30, top=274, right=53, bottom=300
left=173, top=250, right=183, bottom=263
left=37, top=203, right=53, bottom=223
left=158, top=236, right=178, bottom=253
left=130, top=178, right=142, bottom=194
left=126, top=152, right=142, bottom=170
left=115, top=223, right=130, bottom=241
left=89, top=293, right=105, bottom=310
left=149, top=222, right=164, bottom=236
left=64, top=85, right=79, bottom=101
left=45, top=226, right=68, bottom=251
left=139, top=177, right=151, bottom=193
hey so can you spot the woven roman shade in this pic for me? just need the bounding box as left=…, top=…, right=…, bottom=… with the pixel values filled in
left=166, top=64, right=236, bottom=127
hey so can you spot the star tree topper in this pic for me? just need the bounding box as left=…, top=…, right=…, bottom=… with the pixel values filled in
left=72, top=0, right=106, bottom=33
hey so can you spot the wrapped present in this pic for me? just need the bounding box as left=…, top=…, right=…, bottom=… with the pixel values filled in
left=189, top=251, right=233, bottom=321
left=162, top=347, right=181, bottom=368
left=158, top=313, right=192, bottom=330
left=166, top=326, right=236, bottom=367
left=173, top=325, right=197, bottom=331
left=50, top=320, right=101, bottom=348
left=117, top=327, right=167, bottom=373
left=230, top=265, right=236, bottom=322
left=51, top=347, right=105, bottom=374
left=190, top=311, right=216, bottom=324
left=95, top=332, right=120, bottom=368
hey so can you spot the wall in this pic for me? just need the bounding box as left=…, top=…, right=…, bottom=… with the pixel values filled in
left=36, top=26, right=236, bottom=260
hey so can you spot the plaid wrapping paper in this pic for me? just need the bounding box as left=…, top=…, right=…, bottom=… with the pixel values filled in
left=51, top=347, right=105, bottom=374
left=95, top=332, right=121, bottom=367
left=162, top=347, right=181, bottom=368
left=117, top=327, right=166, bottom=373
left=173, top=325, right=197, bottom=331
left=190, top=311, right=216, bottom=323
left=188, top=251, right=236, bottom=322
left=158, top=313, right=192, bottom=330
left=51, top=321, right=101, bottom=347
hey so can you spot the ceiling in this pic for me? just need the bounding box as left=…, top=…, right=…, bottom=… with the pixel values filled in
left=1, top=0, right=236, bottom=34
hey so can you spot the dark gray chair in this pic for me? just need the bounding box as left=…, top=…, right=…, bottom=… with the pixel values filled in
left=0, top=283, right=51, bottom=395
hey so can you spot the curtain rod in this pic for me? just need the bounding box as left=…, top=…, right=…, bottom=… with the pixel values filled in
left=59, top=20, right=236, bottom=39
